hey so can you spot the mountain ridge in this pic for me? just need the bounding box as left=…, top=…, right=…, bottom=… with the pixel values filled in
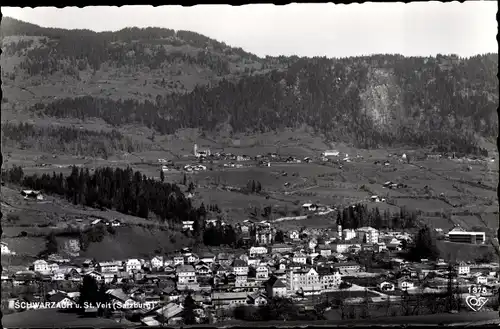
left=1, top=17, right=498, bottom=155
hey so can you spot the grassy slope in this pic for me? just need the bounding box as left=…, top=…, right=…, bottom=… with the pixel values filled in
left=1, top=185, right=193, bottom=263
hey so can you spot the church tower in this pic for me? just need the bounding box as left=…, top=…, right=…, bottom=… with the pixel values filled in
left=193, top=144, right=198, bottom=156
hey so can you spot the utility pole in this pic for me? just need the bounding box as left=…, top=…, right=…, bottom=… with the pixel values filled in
left=446, top=261, right=456, bottom=312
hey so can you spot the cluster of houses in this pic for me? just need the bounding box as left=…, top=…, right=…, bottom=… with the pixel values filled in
left=3, top=218, right=498, bottom=324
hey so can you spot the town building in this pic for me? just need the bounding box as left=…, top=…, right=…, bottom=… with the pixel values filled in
left=33, top=260, right=50, bottom=274
left=447, top=227, right=485, bottom=244
left=125, top=259, right=141, bottom=273
left=342, top=229, right=356, bottom=241
left=356, top=227, right=379, bottom=244
left=1, top=242, right=15, bottom=255
left=98, top=261, right=121, bottom=273
left=266, top=276, right=288, bottom=298
left=286, top=268, right=321, bottom=295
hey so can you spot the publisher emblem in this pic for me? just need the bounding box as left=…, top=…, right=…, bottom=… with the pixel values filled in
left=465, top=295, right=488, bottom=312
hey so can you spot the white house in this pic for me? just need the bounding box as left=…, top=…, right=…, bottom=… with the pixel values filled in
left=476, top=275, right=488, bottom=285
left=1, top=242, right=15, bottom=255
left=256, top=265, right=269, bottom=280
left=125, top=259, right=141, bottom=273
left=302, top=203, right=318, bottom=212
left=52, top=271, right=66, bottom=281
left=289, top=230, right=300, bottom=240
left=182, top=221, right=194, bottom=231
left=397, top=278, right=415, bottom=290
left=455, top=262, right=470, bottom=276
left=322, top=150, right=340, bottom=157
left=151, top=256, right=164, bottom=270
left=176, top=265, right=196, bottom=284
left=33, top=260, right=50, bottom=274
left=232, top=260, right=249, bottom=276
left=186, top=253, right=199, bottom=264
left=378, top=281, right=396, bottom=291
left=342, top=229, right=356, bottom=241
left=292, top=253, right=307, bottom=265
left=318, top=268, right=342, bottom=291
left=98, top=261, right=121, bottom=273
left=173, top=255, right=185, bottom=266
left=249, top=246, right=268, bottom=257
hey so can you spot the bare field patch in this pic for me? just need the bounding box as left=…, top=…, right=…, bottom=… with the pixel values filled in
left=196, top=188, right=291, bottom=212
left=436, top=241, right=498, bottom=263
left=480, top=213, right=499, bottom=229
left=420, top=216, right=454, bottom=230
left=393, top=198, right=451, bottom=212
left=274, top=215, right=337, bottom=231
left=450, top=215, right=484, bottom=230
left=2, top=237, right=46, bottom=257
left=81, top=226, right=192, bottom=261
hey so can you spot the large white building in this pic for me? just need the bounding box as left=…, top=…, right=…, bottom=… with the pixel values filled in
left=447, top=227, right=485, bottom=244
left=317, top=267, right=342, bottom=291
left=286, top=268, right=321, bottom=295
left=125, top=259, right=141, bottom=273
left=356, top=227, right=379, bottom=244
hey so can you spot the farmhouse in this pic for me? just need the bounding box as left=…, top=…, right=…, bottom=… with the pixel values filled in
left=302, top=203, right=318, bottom=212
left=322, top=150, right=340, bottom=157
left=21, top=190, right=44, bottom=200
left=33, top=260, right=50, bottom=274
left=1, top=242, right=15, bottom=255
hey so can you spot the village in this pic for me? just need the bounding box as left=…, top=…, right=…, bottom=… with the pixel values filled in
left=2, top=213, right=499, bottom=326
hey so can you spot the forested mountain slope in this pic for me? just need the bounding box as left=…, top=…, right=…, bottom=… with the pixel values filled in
left=1, top=17, right=288, bottom=106
left=1, top=17, right=498, bottom=154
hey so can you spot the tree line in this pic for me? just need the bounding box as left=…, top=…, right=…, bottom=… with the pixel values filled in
left=338, top=203, right=418, bottom=230
left=27, top=53, right=498, bottom=155
left=2, top=165, right=200, bottom=225
left=2, top=122, right=148, bottom=158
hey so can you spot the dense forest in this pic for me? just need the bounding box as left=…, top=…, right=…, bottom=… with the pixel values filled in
left=2, top=17, right=498, bottom=154
left=338, top=203, right=418, bottom=231
left=2, top=122, right=148, bottom=157
left=1, top=165, right=202, bottom=225
left=27, top=54, right=498, bottom=153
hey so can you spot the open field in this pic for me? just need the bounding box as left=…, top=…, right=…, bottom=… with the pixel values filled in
left=3, top=126, right=498, bottom=264
left=436, top=241, right=498, bottom=263
left=421, top=216, right=455, bottom=231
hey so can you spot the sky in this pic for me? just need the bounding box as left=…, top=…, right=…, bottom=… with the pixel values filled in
left=1, top=2, right=497, bottom=58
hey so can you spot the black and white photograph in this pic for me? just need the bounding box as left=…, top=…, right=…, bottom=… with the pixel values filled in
left=0, top=2, right=498, bottom=328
